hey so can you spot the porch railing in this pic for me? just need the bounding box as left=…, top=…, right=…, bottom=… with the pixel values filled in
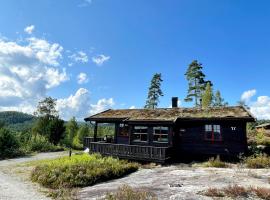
left=84, top=138, right=170, bottom=163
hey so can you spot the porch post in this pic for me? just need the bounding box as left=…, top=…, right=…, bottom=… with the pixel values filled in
left=114, top=123, right=118, bottom=144
left=94, top=122, right=98, bottom=142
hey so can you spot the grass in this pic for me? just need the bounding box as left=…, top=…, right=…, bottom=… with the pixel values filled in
left=202, top=156, right=228, bottom=168
left=31, top=153, right=139, bottom=189
left=104, top=185, right=157, bottom=200
left=244, top=154, right=270, bottom=168
left=202, top=185, right=270, bottom=199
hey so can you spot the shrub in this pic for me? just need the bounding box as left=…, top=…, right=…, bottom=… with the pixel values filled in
left=202, top=185, right=248, bottom=198
left=223, top=185, right=248, bottom=198
left=250, top=187, right=270, bottom=200
left=31, top=154, right=139, bottom=189
left=72, top=134, right=83, bottom=150
left=27, top=134, right=64, bottom=152
left=203, top=156, right=228, bottom=168
left=105, top=185, right=157, bottom=200
left=203, top=188, right=224, bottom=197
left=244, top=154, right=270, bottom=168
left=0, top=128, right=24, bottom=158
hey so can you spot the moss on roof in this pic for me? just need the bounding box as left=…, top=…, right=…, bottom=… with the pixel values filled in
left=85, top=106, right=255, bottom=122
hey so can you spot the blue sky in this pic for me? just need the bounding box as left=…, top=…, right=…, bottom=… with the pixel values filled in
left=0, top=0, right=270, bottom=120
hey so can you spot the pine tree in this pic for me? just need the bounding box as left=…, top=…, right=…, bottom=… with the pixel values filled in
left=202, top=82, right=213, bottom=108
left=184, top=60, right=210, bottom=107
left=213, top=90, right=228, bottom=107
left=144, top=73, right=164, bottom=109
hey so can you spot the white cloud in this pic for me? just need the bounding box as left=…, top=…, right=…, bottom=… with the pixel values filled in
left=249, top=96, right=270, bottom=119
left=57, top=88, right=114, bottom=120
left=90, top=98, right=115, bottom=115
left=0, top=36, right=68, bottom=113
left=24, top=25, right=35, bottom=34
left=77, top=72, right=89, bottom=84
left=92, top=54, right=110, bottom=66
left=78, top=0, right=92, bottom=7
left=240, top=90, right=270, bottom=119
left=241, top=89, right=256, bottom=102
left=69, top=51, right=88, bottom=64
left=129, top=105, right=136, bottom=109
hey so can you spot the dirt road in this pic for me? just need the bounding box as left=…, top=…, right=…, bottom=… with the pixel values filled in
left=0, top=152, right=67, bottom=200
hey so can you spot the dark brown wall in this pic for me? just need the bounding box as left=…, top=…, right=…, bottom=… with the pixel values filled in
left=174, top=120, right=247, bottom=156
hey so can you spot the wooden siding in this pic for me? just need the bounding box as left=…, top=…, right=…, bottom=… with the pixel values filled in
left=174, top=120, right=248, bottom=155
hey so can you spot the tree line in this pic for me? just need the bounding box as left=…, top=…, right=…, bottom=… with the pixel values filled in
left=145, top=60, right=228, bottom=109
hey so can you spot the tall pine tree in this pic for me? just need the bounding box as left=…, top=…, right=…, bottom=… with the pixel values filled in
left=213, top=90, right=228, bottom=107
left=145, top=73, right=164, bottom=109
left=184, top=60, right=211, bottom=107
left=202, top=82, right=213, bottom=108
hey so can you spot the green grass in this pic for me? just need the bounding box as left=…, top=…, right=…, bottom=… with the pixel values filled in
left=31, top=154, right=139, bottom=189
left=202, top=156, right=228, bottom=168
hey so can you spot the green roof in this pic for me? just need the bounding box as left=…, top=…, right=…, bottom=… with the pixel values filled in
left=85, top=106, right=255, bottom=122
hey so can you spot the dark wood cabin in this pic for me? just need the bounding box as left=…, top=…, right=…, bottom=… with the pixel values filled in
left=84, top=105, right=255, bottom=163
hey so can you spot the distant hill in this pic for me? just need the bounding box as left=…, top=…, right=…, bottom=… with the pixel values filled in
left=0, top=111, right=37, bottom=132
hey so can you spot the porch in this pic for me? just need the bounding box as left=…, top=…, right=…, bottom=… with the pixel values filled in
left=84, top=137, right=171, bottom=163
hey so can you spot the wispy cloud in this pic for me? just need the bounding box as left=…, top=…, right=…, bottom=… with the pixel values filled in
left=77, top=72, right=89, bottom=84
left=241, top=89, right=256, bottom=102
left=69, top=51, right=88, bottom=64
left=78, top=0, right=92, bottom=7
left=24, top=25, right=35, bottom=34
left=92, top=54, right=110, bottom=66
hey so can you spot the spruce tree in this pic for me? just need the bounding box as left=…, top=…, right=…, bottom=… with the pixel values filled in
left=202, top=82, right=213, bottom=108
left=145, top=73, right=164, bottom=109
left=184, top=60, right=210, bottom=107
left=213, top=90, right=228, bottom=107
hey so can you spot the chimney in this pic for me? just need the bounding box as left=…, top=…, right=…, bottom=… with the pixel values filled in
left=172, top=97, right=178, bottom=108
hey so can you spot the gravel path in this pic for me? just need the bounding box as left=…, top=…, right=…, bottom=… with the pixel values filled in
left=78, top=165, right=270, bottom=200
left=0, top=151, right=67, bottom=200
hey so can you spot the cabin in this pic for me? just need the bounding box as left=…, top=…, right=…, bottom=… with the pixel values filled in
left=84, top=99, right=255, bottom=163
left=256, top=123, right=270, bottom=135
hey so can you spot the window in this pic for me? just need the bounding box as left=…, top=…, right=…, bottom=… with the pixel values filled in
left=153, top=127, right=169, bottom=143
left=132, top=126, right=148, bottom=142
left=205, top=124, right=222, bottom=141
left=118, top=123, right=129, bottom=137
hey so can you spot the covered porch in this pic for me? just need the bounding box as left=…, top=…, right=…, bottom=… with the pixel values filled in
left=84, top=137, right=171, bottom=163
left=83, top=119, right=173, bottom=163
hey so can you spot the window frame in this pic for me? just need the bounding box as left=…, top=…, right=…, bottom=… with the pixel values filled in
left=132, top=126, right=148, bottom=143
left=153, top=126, right=169, bottom=143
left=204, top=124, right=222, bottom=142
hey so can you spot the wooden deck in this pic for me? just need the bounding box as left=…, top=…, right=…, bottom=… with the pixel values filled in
left=84, top=137, right=171, bottom=163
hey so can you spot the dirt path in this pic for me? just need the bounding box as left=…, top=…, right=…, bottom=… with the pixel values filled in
left=78, top=164, right=270, bottom=200
left=0, top=151, right=67, bottom=200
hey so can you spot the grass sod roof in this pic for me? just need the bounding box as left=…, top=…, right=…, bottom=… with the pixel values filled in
left=85, top=106, right=255, bottom=122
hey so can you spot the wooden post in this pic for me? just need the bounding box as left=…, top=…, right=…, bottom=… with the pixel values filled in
left=114, top=123, right=118, bottom=144
left=94, top=122, right=98, bottom=142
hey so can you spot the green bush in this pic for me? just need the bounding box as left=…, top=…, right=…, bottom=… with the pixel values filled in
left=0, top=128, right=24, bottom=159
left=27, top=134, right=64, bottom=152
left=31, top=154, right=139, bottom=189
left=244, top=154, right=270, bottom=168
left=203, top=156, right=228, bottom=168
